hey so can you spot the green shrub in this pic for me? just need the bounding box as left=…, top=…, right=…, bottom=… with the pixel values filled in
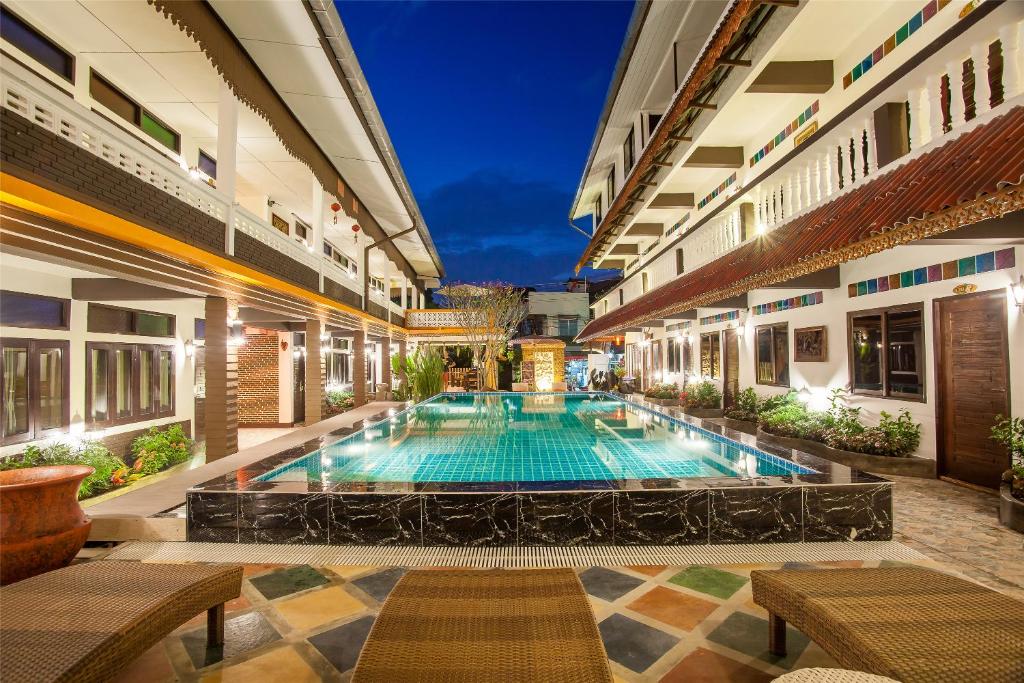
left=992, top=415, right=1024, bottom=498
left=644, top=382, right=679, bottom=400
left=0, top=440, right=126, bottom=499
left=683, top=381, right=721, bottom=410
left=403, top=347, right=445, bottom=401
left=758, top=401, right=827, bottom=441
left=725, top=388, right=759, bottom=421
left=129, top=424, right=193, bottom=476
left=326, top=390, right=355, bottom=415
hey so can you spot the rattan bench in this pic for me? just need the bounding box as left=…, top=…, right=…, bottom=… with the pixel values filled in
left=750, top=567, right=1024, bottom=683
left=0, top=560, right=243, bottom=683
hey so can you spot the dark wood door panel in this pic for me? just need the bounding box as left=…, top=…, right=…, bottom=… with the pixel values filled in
left=935, top=289, right=1010, bottom=488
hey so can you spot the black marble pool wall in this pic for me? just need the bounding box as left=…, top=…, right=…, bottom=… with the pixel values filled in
left=187, top=482, right=893, bottom=546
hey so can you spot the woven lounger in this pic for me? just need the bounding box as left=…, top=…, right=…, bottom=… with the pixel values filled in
left=0, top=560, right=243, bottom=683
left=353, top=568, right=613, bottom=683
left=750, top=567, right=1024, bottom=683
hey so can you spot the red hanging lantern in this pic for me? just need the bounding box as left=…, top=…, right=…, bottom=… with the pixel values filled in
left=352, top=224, right=361, bottom=243
left=330, top=202, right=342, bottom=225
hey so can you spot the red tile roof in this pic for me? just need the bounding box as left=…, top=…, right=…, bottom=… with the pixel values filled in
left=576, top=105, right=1024, bottom=342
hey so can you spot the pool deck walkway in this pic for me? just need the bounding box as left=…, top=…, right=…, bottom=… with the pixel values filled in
left=86, top=401, right=403, bottom=540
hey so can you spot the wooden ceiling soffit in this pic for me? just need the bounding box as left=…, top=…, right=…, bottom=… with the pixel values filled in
left=650, top=193, right=695, bottom=209
left=597, top=258, right=627, bottom=270
left=146, top=0, right=417, bottom=282
left=608, top=243, right=640, bottom=255
left=747, top=60, right=833, bottom=94
left=762, top=266, right=841, bottom=289
left=683, top=147, right=745, bottom=169
left=624, top=223, right=663, bottom=237
left=575, top=0, right=760, bottom=273
left=71, top=278, right=192, bottom=301
left=0, top=201, right=404, bottom=339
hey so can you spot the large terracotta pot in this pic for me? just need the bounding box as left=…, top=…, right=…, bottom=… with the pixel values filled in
left=0, top=465, right=93, bottom=585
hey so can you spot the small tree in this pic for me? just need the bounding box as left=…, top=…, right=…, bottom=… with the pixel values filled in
left=436, top=281, right=527, bottom=390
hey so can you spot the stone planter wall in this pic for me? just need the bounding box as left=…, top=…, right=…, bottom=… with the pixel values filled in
left=755, top=428, right=935, bottom=478
left=719, top=417, right=758, bottom=436
left=999, top=483, right=1024, bottom=533
left=684, top=407, right=724, bottom=419
left=644, top=397, right=680, bottom=406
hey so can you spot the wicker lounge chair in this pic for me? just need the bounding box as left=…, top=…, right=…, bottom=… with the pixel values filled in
left=0, top=560, right=243, bottom=683
left=750, top=567, right=1024, bottom=683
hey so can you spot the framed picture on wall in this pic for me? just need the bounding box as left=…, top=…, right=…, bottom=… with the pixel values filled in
left=794, top=326, right=827, bottom=362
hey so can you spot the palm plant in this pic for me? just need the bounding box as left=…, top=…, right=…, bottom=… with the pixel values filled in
left=404, top=347, right=445, bottom=401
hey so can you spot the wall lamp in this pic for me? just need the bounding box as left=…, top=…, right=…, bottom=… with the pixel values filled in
left=184, top=339, right=195, bottom=358
left=1012, top=275, right=1024, bottom=310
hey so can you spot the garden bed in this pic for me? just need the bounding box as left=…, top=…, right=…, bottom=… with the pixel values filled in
left=719, top=417, right=758, bottom=436
left=756, top=427, right=935, bottom=478
left=685, top=407, right=724, bottom=419
left=645, top=397, right=679, bottom=407
left=998, top=483, right=1024, bottom=533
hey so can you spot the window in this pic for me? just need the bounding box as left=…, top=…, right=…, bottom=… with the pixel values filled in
left=89, top=71, right=180, bottom=152
left=294, top=220, right=309, bottom=241
left=623, top=126, right=636, bottom=171
left=0, top=6, right=73, bottom=82
left=594, top=195, right=602, bottom=229
left=370, top=276, right=385, bottom=294
left=606, top=168, right=615, bottom=205
left=1, top=339, right=69, bottom=445
left=557, top=317, right=577, bottom=337
left=86, top=342, right=175, bottom=426
left=682, top=335, right=693, bottom=380
left=647, top=113, right=662, bottom=144
left=326, top=338, right=351, bottom=388
left=667, top=337, right=678, bottom=373
left=88, top=304, right=174, bottom=337
left=618, top=289, right=624, bottom=306
left=641, top=272, right=650, bottom=294
left=848, top=304, right=924, bottom=400
left=194, top=319, right=206, bottom=340
left=700, top=332, right=720, bottom=379
left=676, top=249, right=685, bottom=276
left=198, top=150, right=217, bottom=180
left=755, top=323, right=790, bottom=387
left=1, top=291, right=69, bottom=329
left=270, top=213, right=289, bottom=235
left=323, top=242, right=334, bottom=258
left=603, top=300, right=609, bottom=316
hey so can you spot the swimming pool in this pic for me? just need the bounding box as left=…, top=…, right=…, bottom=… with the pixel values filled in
left=188, top=392, right=892, bottom=547
left=257, top=393, right=815, bottom=484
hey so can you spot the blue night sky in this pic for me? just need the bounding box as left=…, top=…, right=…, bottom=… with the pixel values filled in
left=335, top=0, right=634, bottom=287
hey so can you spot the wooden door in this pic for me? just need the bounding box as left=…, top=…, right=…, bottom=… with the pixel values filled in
left=723, top=328, right=739, bottom=408
left=934, top=289, right=1010, bottom=488
left=293, top=353, right=305, bottom=424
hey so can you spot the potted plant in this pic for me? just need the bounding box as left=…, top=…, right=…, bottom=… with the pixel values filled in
left=991, top=415, right=1024, bottom=532
left=644, top=382, right=681, bottom=406
left=682, top=381, right=723, bottom=418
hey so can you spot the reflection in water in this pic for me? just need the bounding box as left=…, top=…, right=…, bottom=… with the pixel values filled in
left=260, top=394, right=815, bottom=484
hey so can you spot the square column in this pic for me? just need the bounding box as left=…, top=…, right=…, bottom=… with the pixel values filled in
left=305, top=319, right=324, bottom=423
left=204, top=297, right=238, bottom=460
left=398, top=339, right=408, bottom=392
left=381, top=336, right=393, bottom=389
left=353, top=329, right=367, bottom=407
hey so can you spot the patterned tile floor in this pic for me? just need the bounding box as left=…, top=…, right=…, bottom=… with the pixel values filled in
left=109, top=476, right=1022, bottom=682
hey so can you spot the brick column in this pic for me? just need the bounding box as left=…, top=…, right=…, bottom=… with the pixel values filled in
left=398, top=339, right=408, bottom=392
left=305, top=319, right=324, bottom=423
left=353, top=329, right=367, bottom=407
left=381, top=336, right=392, bottom=389
left=204, top=297, right=237, bottom=460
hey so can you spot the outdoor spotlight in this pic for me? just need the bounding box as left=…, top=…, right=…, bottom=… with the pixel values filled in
left=1012, top=275, right=1024, bottom=310
left=184, top=339, right=195, bottom=358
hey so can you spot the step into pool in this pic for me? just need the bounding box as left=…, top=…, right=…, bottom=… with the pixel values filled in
left=187, top=393, right=892, bottom=547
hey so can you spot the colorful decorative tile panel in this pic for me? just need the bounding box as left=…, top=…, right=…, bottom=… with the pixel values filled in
left=847, top=248, right=1015, bottom=298
left=752, top=291, right=824, bottom=315
left=699, top=309, right=741, bottom=326
left=697, top=173, right=737, bottom=210
left=841, top=0, right=952, bottom=89
left=749, top=101, right=820, bottom=167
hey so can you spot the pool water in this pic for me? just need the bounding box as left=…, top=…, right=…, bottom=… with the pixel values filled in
left=258, top=393, right=815, bottom=484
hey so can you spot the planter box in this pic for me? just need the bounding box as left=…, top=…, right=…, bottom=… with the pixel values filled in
left=999, top=483, right=1024, bottom=533
left=755, top=428, right=935, bottom=478
left=719, top=417, right=758, bottom=436
left=644, top=397, right=680, bottom=406
left=684, top=407, right=724, bottom=419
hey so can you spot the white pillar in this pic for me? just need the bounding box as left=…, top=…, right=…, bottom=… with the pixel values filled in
left=947, top=58, right=966, bottom=129
left=384, top=259, right=392, bottom=324
left=864, top=117, right=877, bottom=176
left=998, top=21, right=1022, bottom=100
left=400, top=275, right=408, bottom=310
left=814, top=153, right=825, bottom=201
left=216, top=81, right=239, bottom=255
left=908, top=88, right=922, bottom=150
left=822, top=149, right=833, bottom=198
left=311, top=179, right=325, bottom=291
left=418, top=290, right=425, bottom=309
left=971, top=42, right=992, bottom=116
left=926, top=73, right=943, bottom=143
left=783, top=174, right=794, bottom=218
left=802, top=163, right=812, bottom=208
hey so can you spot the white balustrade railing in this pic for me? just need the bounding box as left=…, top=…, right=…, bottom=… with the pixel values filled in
left=233, top=205, right=323, bottom=272
left=406, top=309, right=465, bottom=328
left=1, top=59, right=227, bottom=223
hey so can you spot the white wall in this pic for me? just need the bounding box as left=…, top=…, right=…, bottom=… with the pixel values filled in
left=633, top=243, right=1024, bottom=461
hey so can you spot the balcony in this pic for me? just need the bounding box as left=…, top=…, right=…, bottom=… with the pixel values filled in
left=0, top=56, right=402, bottom=324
